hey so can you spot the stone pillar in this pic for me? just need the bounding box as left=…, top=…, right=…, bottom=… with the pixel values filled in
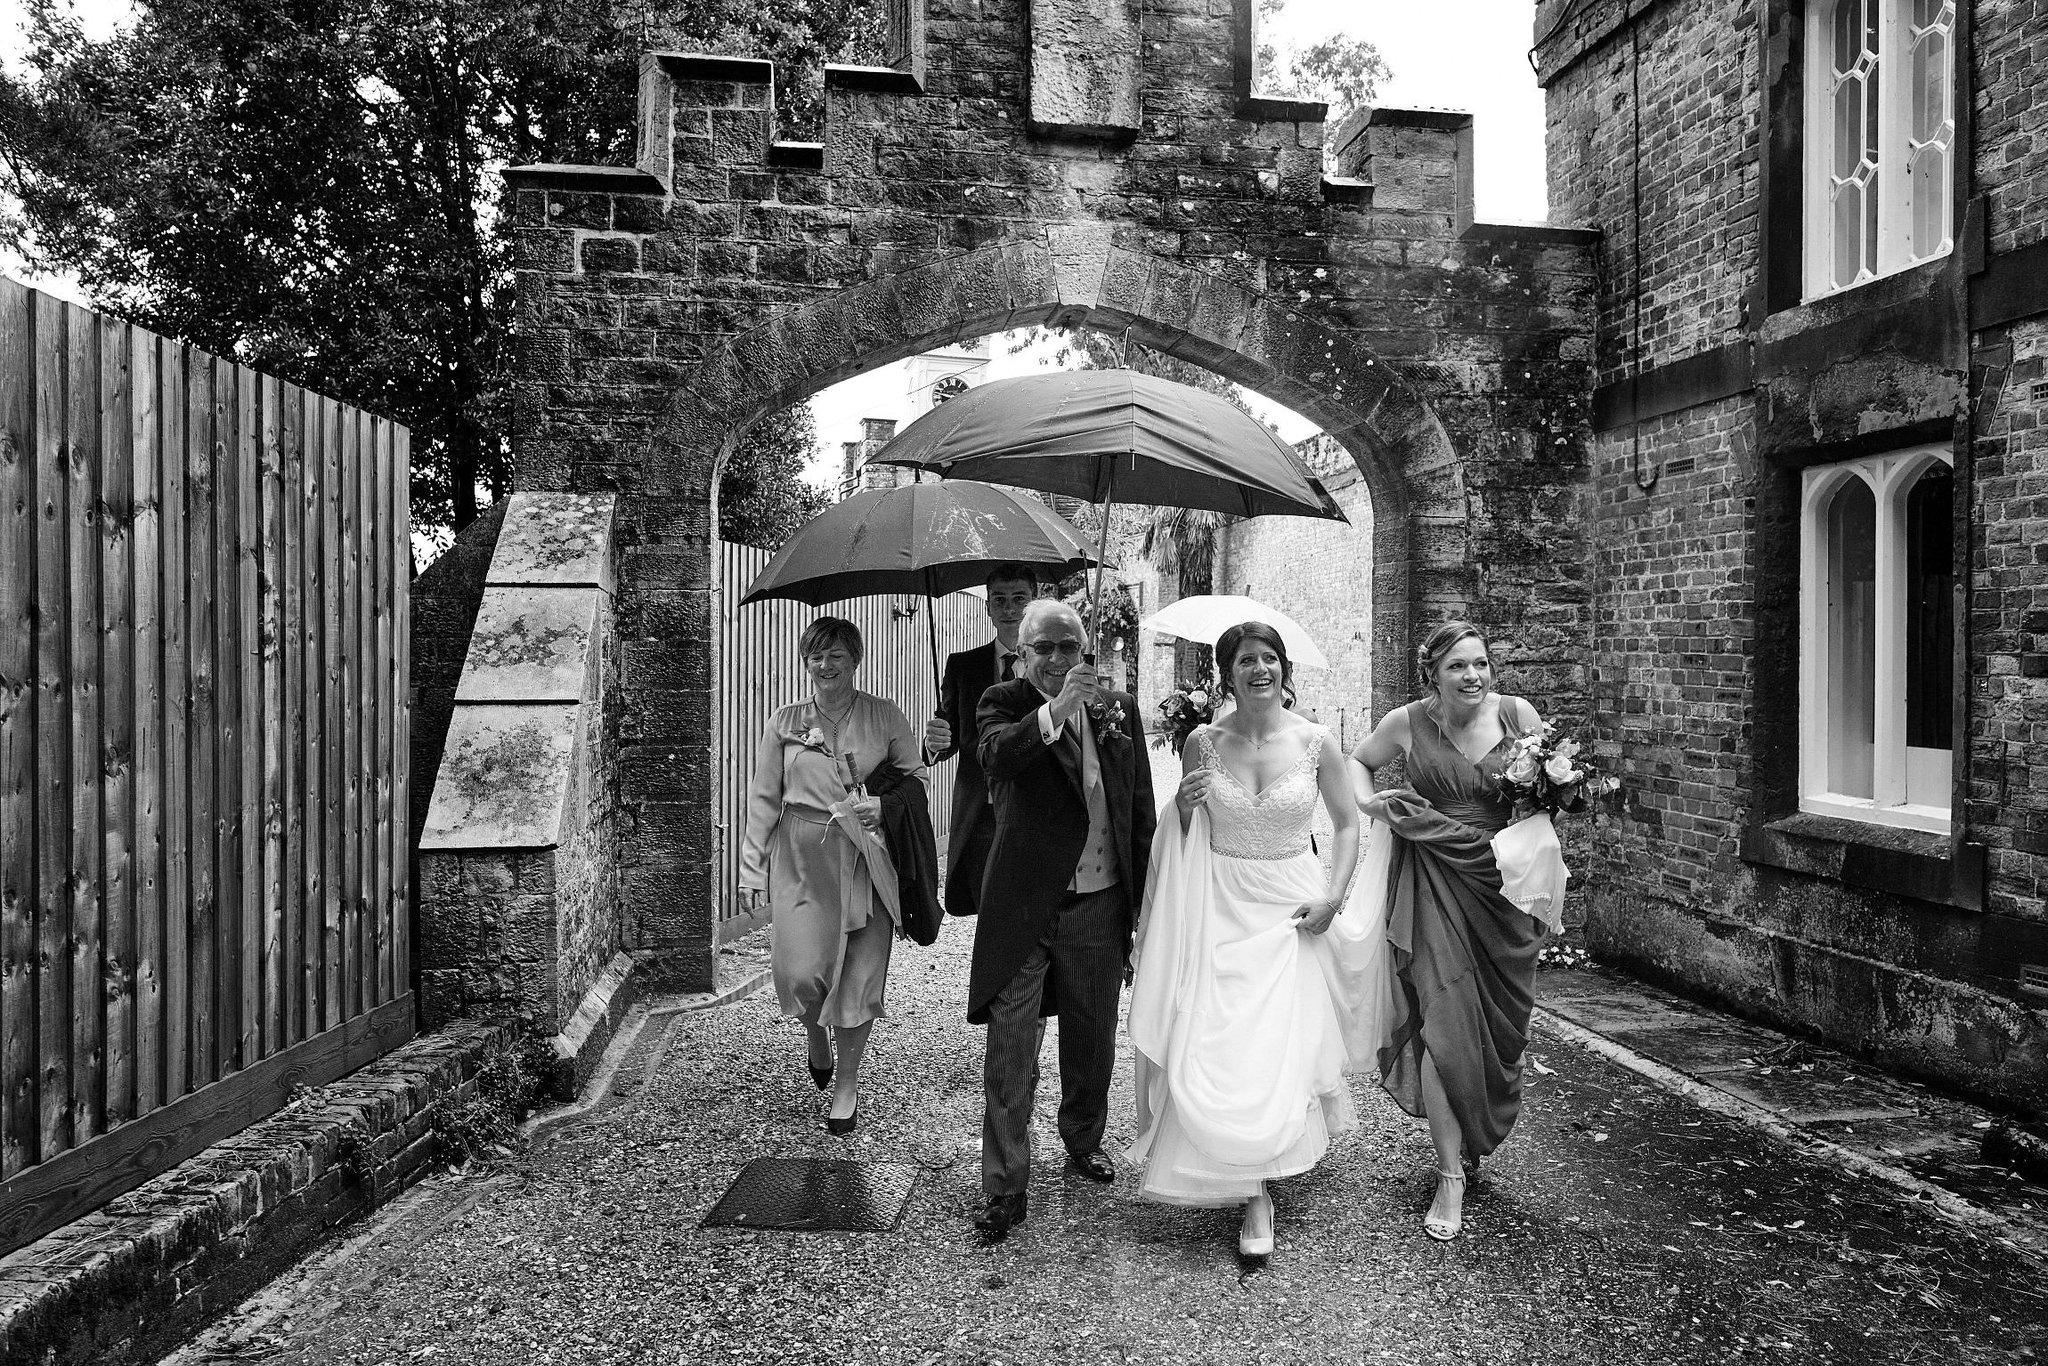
left=1332, top=107, right=1477, bottom=232
left=417, top=492, right=626, bottom=1094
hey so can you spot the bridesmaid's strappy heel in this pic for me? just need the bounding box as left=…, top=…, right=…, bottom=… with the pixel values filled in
left=1424, top=1169, right=1467, bottom=1241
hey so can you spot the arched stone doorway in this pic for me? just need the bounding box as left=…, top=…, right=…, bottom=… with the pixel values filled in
left=416, top=3, right=1596, bottom=1078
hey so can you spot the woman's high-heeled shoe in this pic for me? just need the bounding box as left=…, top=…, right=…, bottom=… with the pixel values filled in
left=808, top=1061, right=833, bottom=1090
left=825, top=1104, right=858, bottom=1136
left=1424, top=1169, right=1467, bottom=1241
left=1237, top=1189, right=1275, bottom=1262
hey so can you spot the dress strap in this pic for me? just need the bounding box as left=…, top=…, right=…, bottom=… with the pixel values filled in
left=1303, top=728, right=1326, bottom=767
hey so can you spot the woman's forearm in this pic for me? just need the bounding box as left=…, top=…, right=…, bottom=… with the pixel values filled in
left=1323, top=823, right=1360, bottom=905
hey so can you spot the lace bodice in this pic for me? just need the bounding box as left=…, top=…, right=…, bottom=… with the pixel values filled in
left=1197, top=727, right=1324, bottom=860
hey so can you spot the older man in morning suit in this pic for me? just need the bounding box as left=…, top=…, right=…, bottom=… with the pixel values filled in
left=967, top=599, right=1155, bottom=1240
left=920, top=565, right=1040, bottom=918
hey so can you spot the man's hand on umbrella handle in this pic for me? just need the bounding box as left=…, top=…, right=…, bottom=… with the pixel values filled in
left=923, top=715, right=952, bottom=756
left=1053, top=664, right=1101, bottom=723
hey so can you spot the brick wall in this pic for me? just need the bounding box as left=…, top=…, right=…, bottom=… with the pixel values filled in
left=1540, top=0, right=2048, bottom=1115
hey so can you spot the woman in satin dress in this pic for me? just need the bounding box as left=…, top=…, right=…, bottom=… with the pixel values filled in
left=1348, top=621, right=1550, bottom=1240
left=739, top=617, right=923, bottom=1134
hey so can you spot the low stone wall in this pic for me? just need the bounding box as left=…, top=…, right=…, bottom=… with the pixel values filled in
left=0, top=1018, right=518, bottom=1366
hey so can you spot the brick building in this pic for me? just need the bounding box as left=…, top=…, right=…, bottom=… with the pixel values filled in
left=1535, top=0, right=2048, bottom=1115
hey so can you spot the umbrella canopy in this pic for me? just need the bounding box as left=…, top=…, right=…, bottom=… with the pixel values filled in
left=739, top=480, right=1104, bottom=607
left=868, top=370, right=1346, bottom=522
left=1141, top=595, right=1332, bottom=670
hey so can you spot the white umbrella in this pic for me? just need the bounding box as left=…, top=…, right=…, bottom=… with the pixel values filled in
left=1140, top=595, right=1331, bottom=670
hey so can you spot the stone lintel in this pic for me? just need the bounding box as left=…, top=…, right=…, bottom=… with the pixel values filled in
left=504, top=164, right=668, bottom=196
left=455, top=586, right=602, bottom=704
left=1028, top=0, right=1142, bottom=138
left=651, top=52, right=775, bottom=85
left=823, top=62, right=925, bottom=95
left=420, top=703, right=579, bottom=851
left=489, top=491, right=617, bottom=591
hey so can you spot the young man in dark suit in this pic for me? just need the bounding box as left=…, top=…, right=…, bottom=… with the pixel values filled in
left=920, top=565, right=1041, bottom=917
left=967, top=600, right=1156, bottom=1240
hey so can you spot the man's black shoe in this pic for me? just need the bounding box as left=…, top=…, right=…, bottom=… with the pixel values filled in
left=975, top=1192, right=1028, bottom=1239
left=1066, top=1149, right=1116, bottom=1184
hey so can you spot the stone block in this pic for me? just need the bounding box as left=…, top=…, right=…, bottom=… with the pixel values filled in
left=488, top=492, right=617, bottom=590
left=418, top=703, right=580, bottom=851
left=1028, top=0, right=1142, bottom=137
left=454, top=587, right=601, bottom=704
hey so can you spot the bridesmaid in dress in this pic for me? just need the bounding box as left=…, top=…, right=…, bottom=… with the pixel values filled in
left=740, top=617, right=923, bottom=1134
left=1347, top=621, right=1549, bottom=1240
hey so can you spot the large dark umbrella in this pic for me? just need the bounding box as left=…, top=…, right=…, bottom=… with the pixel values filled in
left=869, top=370, right=1345, bottom=646
left=739, top=479, right=1106, bottom=684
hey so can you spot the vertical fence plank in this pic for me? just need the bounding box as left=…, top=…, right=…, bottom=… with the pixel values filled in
left=320, top=396, right=343, bottom=1032
left=300, top=393, right=325, bottom=1037
left=33, top=290, right=72, bottom=1157
left=209, top=360, right=243, bottom=1076
left=65, top=303, right=104, bottom=1143
left=99, top=317, right=135, bottom=1128
left=158, top=342, right=188, bottom=1102
left=130, top=330, right=163, bottom=1117
left=235, top=366, right=262, bottom=1069
left=0, top=280, right=37, bottom=1177
left=280, top=385, right=305, bottom=1045
left=339, top=409, right=361, bottom=1023
left=391, top=428, right=409, bottom=1005
left=368, top=418, right=391, bottom=1007
left=258, top=376, right=285, bottom=1055
left=184, top=351, right=216, bottom=1088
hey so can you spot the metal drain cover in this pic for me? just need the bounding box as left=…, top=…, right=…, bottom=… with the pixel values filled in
left=701, top=1157, right=918, bottom=1233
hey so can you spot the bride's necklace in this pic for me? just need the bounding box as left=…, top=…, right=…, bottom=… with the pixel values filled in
left=1234, top=721, right=1285, bottom=752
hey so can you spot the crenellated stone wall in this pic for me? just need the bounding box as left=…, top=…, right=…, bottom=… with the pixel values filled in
left=418, top=0, right=1598, bottom=1029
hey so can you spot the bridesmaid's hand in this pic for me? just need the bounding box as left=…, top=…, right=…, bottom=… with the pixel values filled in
left=850, top=796, right=883, bottom=832
left=740, top=888, right=767, bottom=913
left=1361, top=786, right=1422, bottom=822
left=1176, top=768, right=1216, bottom=814
left=1292, top=897, right=1341, bottom=936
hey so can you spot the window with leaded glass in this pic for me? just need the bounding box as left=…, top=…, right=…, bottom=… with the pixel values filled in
left=1802, top=0, right=1955, bottom=299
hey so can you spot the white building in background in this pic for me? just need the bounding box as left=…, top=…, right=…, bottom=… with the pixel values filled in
left=832, top=339, right=992, bottom=499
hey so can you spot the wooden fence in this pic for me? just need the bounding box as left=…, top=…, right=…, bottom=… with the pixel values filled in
left=716, top=541, right=990, bottom=933
left=0, top=280, right=412, bottom=1255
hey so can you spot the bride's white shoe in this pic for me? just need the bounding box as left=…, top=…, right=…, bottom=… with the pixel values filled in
left=1238, top=1189, right=1275, bottom=1260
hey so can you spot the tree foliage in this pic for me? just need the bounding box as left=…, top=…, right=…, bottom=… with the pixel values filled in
left=0, top=0, right=883, bottom=543
left=1254, top=0, right=1388, bottom=124
left=718, top=403, right=827, bottom=550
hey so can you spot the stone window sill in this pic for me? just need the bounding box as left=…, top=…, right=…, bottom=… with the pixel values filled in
left=1740, top=812, right=1985, bottom=911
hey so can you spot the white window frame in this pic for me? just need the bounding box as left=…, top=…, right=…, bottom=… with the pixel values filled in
left=1798, top=444, right=1954, bottom=834
left=1802, top=0, right=1956, bottom=301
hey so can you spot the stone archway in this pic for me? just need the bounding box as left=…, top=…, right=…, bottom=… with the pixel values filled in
left=417, top=3, right=1597, bottom=1076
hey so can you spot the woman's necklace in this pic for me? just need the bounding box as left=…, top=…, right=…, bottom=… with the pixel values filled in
left=813, top=692, right=855, bottom=738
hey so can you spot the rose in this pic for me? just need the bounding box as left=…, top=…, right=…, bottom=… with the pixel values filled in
left=1505, top=751, right=1541, bottom=785
left=800, top=726, right=826, bottom=750
left=1543, top=753, right=1579, bottom=786
left=1187, top=689, right=1209, bottom=708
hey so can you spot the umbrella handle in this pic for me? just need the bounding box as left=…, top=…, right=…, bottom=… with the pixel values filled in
left=1085, top=465, right=1115, bottom=667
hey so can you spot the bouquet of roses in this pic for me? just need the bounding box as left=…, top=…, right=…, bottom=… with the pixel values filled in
left=1497, top=722, right=1620, bottom=819
left=1152, top=680, right=1215, bottom=755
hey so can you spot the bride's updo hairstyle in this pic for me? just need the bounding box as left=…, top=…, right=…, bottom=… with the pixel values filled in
left=1416, top=620, right=1490, bottom=696
left=1217, top=620, right=1297, bottom=709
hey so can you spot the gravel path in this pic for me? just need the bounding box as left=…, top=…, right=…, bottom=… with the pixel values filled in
left=169, top=921, right=2047, bottom=1366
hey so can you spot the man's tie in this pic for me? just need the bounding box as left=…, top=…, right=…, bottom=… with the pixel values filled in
left=1000, top=651, right=1017, bottom=680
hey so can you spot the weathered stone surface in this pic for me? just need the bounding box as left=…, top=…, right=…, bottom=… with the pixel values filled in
left=1027, top=0, right=1142, bottom=137
left=489, top=492, right=616, bottom=589
left=419, top=704, right=579, bottom=850
left=454, top=586, right=602, bottom=704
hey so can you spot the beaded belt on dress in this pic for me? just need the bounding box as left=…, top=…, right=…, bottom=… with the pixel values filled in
left=1208, top=838, right=1311, bottom=861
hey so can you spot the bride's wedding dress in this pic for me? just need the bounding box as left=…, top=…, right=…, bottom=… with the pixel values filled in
left=1126, top=729, right=1393, bottom=1205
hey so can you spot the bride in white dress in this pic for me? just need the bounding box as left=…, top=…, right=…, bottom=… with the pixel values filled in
left=1127, top=622, right=1393, bottom=1262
